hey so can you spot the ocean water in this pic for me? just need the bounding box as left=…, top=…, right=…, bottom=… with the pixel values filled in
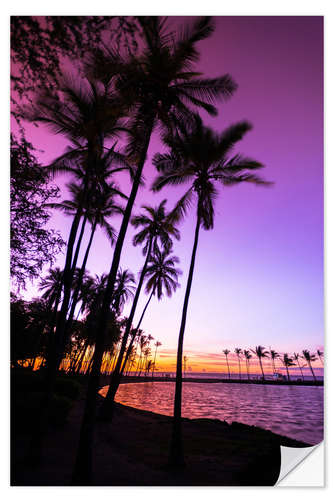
left=100, top=381, right=324, bottom=445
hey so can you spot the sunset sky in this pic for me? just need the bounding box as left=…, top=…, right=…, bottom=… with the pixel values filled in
left=13, top=16, right=324, bottom=374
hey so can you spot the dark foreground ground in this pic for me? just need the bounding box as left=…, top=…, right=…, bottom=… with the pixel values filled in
left=11, top=369, right=311, bottom=486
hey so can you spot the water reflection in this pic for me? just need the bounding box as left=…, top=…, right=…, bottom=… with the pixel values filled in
left=100, top=382, right=323, bottom=445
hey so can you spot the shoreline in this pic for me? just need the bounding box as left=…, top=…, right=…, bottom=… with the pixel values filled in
left=100, top=374, right=324, bottom=387
left=12, top=389, right=312, bottom=486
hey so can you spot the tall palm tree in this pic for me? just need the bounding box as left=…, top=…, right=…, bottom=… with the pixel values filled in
left=25, top=76, right=128, bottom=380
left=293, top=352, right=305, bottom=381
left=73, top=17, right=238, bottom=484
left=302, top=350, right=317, bottom=382
left=39, top=268, right=64, bottom=333
left=252, top=346, right=269, bottom=381
left=317, top=349, right=324, bottom=366
left=152, top=341, right=162, bottom=378
left=269, top=349, right=280, bottom=376
left=46, top=182, right=91, bottom=278
left=100, top=201, right=180, bottom=414
left=153, top=114, right=268, bottom=466
left=234, top=348, right=242, bottom=380
left=57, top=181, right=126, bottom=344
left=136, top=335, right=149, bottom=377
left=30, top=269, right=63, bottom=367
left=39, top=267, right=63, bottom=309
left=281, top=353, right=295, bottom=382
left=222, top=349, right=231, bottom=380
left=119, top=248, right=181, bottom=381
left=27, top=81, right=131, bottom=466
left=112, top=268, right=136, bottom=315
left=183, top=356, right=188, bottom=378
left=243, top=349, right=252, bottom=381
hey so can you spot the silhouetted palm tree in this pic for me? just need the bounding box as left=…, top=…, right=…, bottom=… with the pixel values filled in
left=153, top=114, right=268, bottom=466
left=25, top=76, right=128, bottom=383
left=151, top=341, right=162, bottom=378
left=74, top=17, right=238, bottom=482
left=302, top=349, right=317, bottom=382
left=234, top=348, right=242, bottom=380
left=269, top=349, right=280, bottom=375
left=119, top=248, right=181, bottom=382
left=223, top=349, right=231, bottom=380
left=293, top=353, right=305, bottom=381
left=112, top=268, right=136, bottom=315
left=183, top=356, right=188, bottom=378
left=39, top=267, right=63, bottom=309
left=63, top=182, right=126, bottom=340
left=136, top=335, right=149, bottom=376
left=100, top=201, right=179, bottom=415
left=252, top=346, right=269, bottom=380
left=281, top=353, right=295, bottom=382
left=317, top=349, right=324, bottom=366
left=243, top=349, right=252, bottom=381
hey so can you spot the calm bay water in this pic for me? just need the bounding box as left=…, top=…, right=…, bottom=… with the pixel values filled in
left=100, top=381, right=324, bottom=445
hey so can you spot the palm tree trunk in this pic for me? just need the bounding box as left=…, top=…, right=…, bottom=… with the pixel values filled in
left=120, top=288, right=156, bottom=378
left=75, top=343, right=89, bottom=374
left=65, top=219, right=97, bottom=336
left=137, top=352, right=143, bottom=376
left=246, top=360, right=250, bottom=380
left=101, top=239, right=154, bottom=415
left=226, top=356, right=230, bottom=379
left=296, top=359, right=304, bottom=381
left=152, top=343, right=158, bottom=379
left=71, top=213, right=88, bottom=274
left=238, top=358, right=241, bottom=380
left=259, top=358, right=265, bottom=380
left=53, top=207, right=84, bottom=370
left=285, top=365, right=290, bottom=381
left=169, top=211, right=201, bottom=468
left=308, top=361, right=317, bottom=382
left=71, top=115, right=154, bottom=485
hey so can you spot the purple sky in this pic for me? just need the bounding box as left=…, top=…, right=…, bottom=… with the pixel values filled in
left=13, top=16, right=324, bottom=373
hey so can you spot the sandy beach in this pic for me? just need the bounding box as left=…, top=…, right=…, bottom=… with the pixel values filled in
left=12, top=376, right=310, bottom=486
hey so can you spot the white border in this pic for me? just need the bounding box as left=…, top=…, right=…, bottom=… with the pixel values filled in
left=2, top=0, right=331, bottom=497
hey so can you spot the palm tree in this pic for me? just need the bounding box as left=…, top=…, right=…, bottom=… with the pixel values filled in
left=143, top=347, right=152, bottom=376
left=58, top=181, right=126, bottom=344
left=119, top=248, right=181, bottom=383
left=302, top=350, right=317, bottom=382
left=25, top=76, right=128, bottom=380
left=153, top=114, right=268, bottom=466
left=281, top=353, right=295, bottom=382
left=26, top=78, right=131, bottom=466
left=100, top=201, right=180, bottom=414
left=317, top=349, right=324, bottom=366
left=112, top=268, right=136, bottom=315
left=269, top=349, right=280, bottom=376
left=39, top=267, right=63, bottom=310
left=183, top=356, right=188, bottom=378
left=293, top=353, right=305, bottom=381
left=243, top=350, right=252, bottom=381
left=152, top=341, right=162, bottom=378
left=73, top=17, right=238, bottom=483
left=38, top=268, right=63, bottom=337
left=223, top=349, right=231, bottom=380
left=137, top=335, right=149, bottom=377
left=252, top=346, right=269, bottom=380
left=234, top=348, right=242, bottom=380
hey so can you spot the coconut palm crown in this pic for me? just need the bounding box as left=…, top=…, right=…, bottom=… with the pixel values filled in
left=152, top=114, right=270, bottom=230
left=144, top=247, right=182, bottom=300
